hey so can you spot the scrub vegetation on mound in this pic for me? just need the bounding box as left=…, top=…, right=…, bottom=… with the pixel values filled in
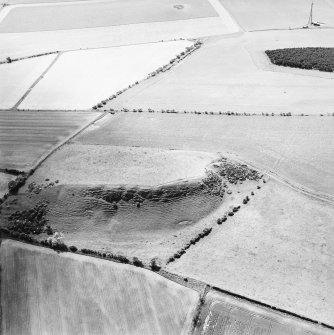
left=266, top=48, right=334, bottom=73
left=0, top=156, right=263, bottom=264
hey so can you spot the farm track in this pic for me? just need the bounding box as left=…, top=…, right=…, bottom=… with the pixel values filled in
left=13, top=52, right=62, bottom=109
left=226, top=152, right=334, bottom=205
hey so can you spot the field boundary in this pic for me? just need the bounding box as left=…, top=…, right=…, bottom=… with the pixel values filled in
left=12, top=52, right=61, bottom=110
left=224, top=152, right=334, bottom=205
left=1, top=235, right=333, bottom=331
left=29, top=111, right=106, bottom=173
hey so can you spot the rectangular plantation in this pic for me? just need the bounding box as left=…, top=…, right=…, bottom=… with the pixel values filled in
left=0, top=239, right=199, bottom=335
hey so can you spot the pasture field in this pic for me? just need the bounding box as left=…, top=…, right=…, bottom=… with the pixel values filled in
left=168, top=180, right=334, bottom=325
left=195, top=290, right=333, bottom=335
left=1, top=156, right=262, bottom=263
left=108, top=30, right=334, bottom=115
left=0, top=54, right=56, bottom=109
left=75, top=112, right=334, bottom=199
left=0, top=173, right=14, bottom=197
left=19, top=41, right=193, bottom=110
left=0, top=110, right=100, bottom=171
left=22, top=144, right=217, bottom=187
left=0, top=0, right=218, bottom=33
left=0, top=239, right=199, bottom=335
left=219, top=0, right=334, bottom=31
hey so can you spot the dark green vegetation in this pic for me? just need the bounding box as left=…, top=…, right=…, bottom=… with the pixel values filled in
left=7, top=200, right=49, bottom=234
left=266, top=48, right=334, bottom=72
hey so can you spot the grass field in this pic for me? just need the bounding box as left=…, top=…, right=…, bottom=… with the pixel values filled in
left=19, top=41, right=193, bottom=110
left=0, top=0, right=218, bottom=33
left=1, top=156, right=261, bottom=262
left=22, top=144, right=217, bottom=187
left=168, top=180, right=334, bottom=325
left=0, top=239, right=199, bottom=335
left=0, top=173, right=14, bottom=197
left=219, top=0, right=334, bottom=30
left=0, top=110, right=100, bottom=171
left=107, top=31, right=334, bottom=115
left=0, top=54, right=56, bottom=109
left=75, top=112, right=334, bottom=198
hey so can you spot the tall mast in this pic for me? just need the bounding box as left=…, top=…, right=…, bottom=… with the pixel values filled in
left=308, top=1, right=314, bottom=26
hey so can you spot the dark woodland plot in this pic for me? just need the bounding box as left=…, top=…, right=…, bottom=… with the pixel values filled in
left=266, top=47, right=334, bottom=72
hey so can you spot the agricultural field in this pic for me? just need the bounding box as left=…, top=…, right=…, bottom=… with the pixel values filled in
left=0, top=54, right=56, bottom=109
left=0, top=0, right=218, bottom=33
left=195, top=290, right=333, bottom=335
left=219, top=0, right=334, bottom=30
left=0, top=239, right=199, bottom=335
left=22, top=144, right=217, bottom=187
left=1, top=0, right=334, bottom=331
left=0, top=110, right=100, bottom=171
left=0, top=0, right=238, bottom=61
left=266, top=47, right=334, bottom=73
left=75, top=112, right=334, bottom=199
left=19, top=41, right=193, bottom=110
left=107, top=30, right=334, bottom=115
left=168, top=179, right=334, bottom=325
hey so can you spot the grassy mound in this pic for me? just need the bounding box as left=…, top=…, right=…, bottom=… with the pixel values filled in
left=265, top=48, right=334, bottom=73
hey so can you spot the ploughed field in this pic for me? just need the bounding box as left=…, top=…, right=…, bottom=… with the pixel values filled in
left=0, top=239, right=199, bottom=335
left=0, top=110, right=100, bottom=171
left=194, top=290, right=333, bottom=335
left=75, top=112, right=334, bottom=199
